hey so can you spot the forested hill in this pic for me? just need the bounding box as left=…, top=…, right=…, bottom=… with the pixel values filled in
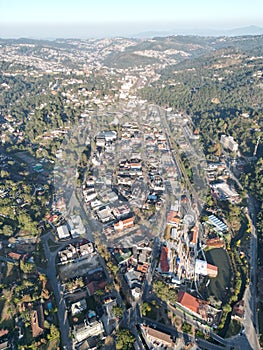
left=139, top=35, right=263, bottom=201
left=103, top=34, right=263, bottom=67
left=140, top=36, right=263, bottom=157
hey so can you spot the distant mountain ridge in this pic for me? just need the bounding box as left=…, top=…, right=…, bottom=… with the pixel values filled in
left=134, top=25, right=263, bottom=38
left=225, top=25, right=263, bottom=36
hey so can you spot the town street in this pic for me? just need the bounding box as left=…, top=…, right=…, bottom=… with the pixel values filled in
left=41, top=231, right=73, bottom=350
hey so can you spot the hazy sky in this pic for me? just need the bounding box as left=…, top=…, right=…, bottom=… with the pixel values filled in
left=0, top=0, right=262, bottom=38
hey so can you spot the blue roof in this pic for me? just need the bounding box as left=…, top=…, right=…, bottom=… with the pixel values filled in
left=208, top=215, right=228, bottom=231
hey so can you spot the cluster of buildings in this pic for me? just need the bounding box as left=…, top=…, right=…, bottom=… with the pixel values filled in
left=0, top=36, right=258, bottom=349
left=158, top=207, right=219, bottom=286
left=1, top=36, right=186, bottom=150
left=121, top=120, right=171, bottom=188
left=117, top=244, right=152, bottom=300
left=56, top=239, right=118, bottom=347
left=150, top=157, right=224, bottom=327
left=56, top=215, right=86, bottom=240
left=0, top=113, right=24, bottom=144
left=177, top=291, right=221, bottom=326
left=205, top=161, right=240, bottom=204
left=58, top=239, right=95, bottom=264
left=80, top=119, right=175, bottom=245
left=0, top=267, right=54, bottom=345
left=83, top=169, right=136, bottom=241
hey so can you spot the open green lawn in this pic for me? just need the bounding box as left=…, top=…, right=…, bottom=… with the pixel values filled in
left=205, top=248, right=232, bottom=304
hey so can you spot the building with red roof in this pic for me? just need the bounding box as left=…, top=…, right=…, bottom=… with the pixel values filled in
left=177, top=291, right=208, bottom=320
left=167, top=211, right=180, bottom=225
left=31, top=305, right=44, bottom=338
left=114, top=217, right=134, bottom=231
left=207, top=263, right=218, bottom=278
left=190, top=226, right=198, bottom=246
left=159, top=246, right=169, bottom=273
left=206, top=238, right=225, bottom=248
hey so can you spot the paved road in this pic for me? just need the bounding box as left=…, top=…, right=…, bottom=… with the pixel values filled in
left=156, top=105, right=202, bottom=217
left=41, top=232, right=73, bottom=350
left=68, top=189, right=97, bottom=242
left=195, top=338, right=225, bottom=350
left=142, top=237, right=161, bottom=300
left=241, top=196, right=261, bottom=350
left=226, top=334, right=254, bottom=350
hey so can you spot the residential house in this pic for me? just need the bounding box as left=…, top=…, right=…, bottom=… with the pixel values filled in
left=68, top=215, right=85, bottom=238
left=131, top=287, right=141, bottom=300
left=114, top=217, right=134, bottom=231
left=233, top=300, right=245, bottom=318
left=206, top=237, right=225, bottom=248
left=87, top=280, right=107, bottom=296
left=136, top=262, right=149, bottom=274
left=79, top=242, right=94, bottom=257
left=97, top=206, right=114, bottom=223
left=124, top=269, right=142, bottom=289
left=8, top=252, right=24, bottom=260
left=142, top=325, right=175, bottom=349
left=31, top=305, right=44, bottom=338
left=58, top=244, right=76, bottom=262
left=206, top=264, right=218, bottom=278
left=112, top=204, right=130, bottom=219
left=178, top=291, right=207, bottom=319
left=57, top=224, right=70, bottom=240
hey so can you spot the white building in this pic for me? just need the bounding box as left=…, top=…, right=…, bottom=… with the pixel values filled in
left=73, top=320, right=104, bottom=343
left=131, top=287, right=141, bottom=300
left=195, top=259, right=218, bottom=278
left=57, top=225, right=70, bottom=240
left=220, top=135, right=238, bottom=152
left=71, top=299, right=87, bottom=316
left=68, top=215, right=85, bottom=237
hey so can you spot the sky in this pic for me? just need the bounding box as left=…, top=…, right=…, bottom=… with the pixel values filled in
left=0, top=0, right=263, bottom=38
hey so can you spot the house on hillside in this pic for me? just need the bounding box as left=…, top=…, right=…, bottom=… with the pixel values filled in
left=31, top=304, right=44, bottom=338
